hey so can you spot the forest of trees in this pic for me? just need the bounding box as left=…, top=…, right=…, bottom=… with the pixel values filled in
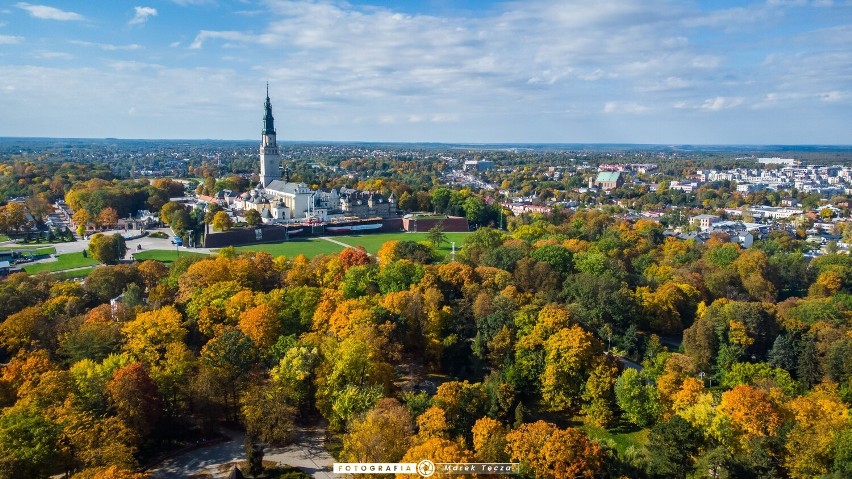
left=0, top=208, right=850, bottom=478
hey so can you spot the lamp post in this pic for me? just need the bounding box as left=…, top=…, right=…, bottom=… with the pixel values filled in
left=699, top=371, right=711, bottom=388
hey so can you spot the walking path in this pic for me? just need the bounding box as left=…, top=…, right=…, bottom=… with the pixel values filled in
left=148, top=426, right=334, bottom=479
left=318, top=236, right=373, bottom=256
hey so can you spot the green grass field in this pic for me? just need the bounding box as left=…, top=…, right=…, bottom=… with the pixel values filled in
left=133, top=249, right=208, bottom=264
left=341, top=231, right=470, bottom=256
left=234, top=231, right=471, bottom=259
left=23, top=252, right=99, bottom=274
left=234, top=237, right=345, bottom=259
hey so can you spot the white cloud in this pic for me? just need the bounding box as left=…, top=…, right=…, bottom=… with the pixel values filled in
left=3, top=0, right=851, bottom=143
left=34, top=51, right=73, bottom=60
left=15, top=3, right=84, bottom=21
left=190, top=30, right=262, bottom=49
left=701, top=96, right=745, bottom=111
left=0, top=34, right=23, bottom=44
left=129, top=6, right=157, bottom=26
left=172, top=0, right=214, bottom=5
left=70, top=40, right=143, bottom=51
left=820, top=91, right=848, bottom=102
left=603, top=101, right=649, bottom=114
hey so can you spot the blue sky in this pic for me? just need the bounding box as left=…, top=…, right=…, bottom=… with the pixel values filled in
left=0, top=1, right=850, bottom=143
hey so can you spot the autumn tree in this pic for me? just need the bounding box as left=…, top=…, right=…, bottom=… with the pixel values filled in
left=106, top=362, right=163, bottom=439
left=784, top=383, right=850, bottom=478
left=88, top=233, right=127, bottom=265
left=212, top=211, right=233, bottom=231
left=342, top=398, right=413, bottom=464
left=581, top=357, right=619, bottom=427
left=540, top=325, right=602, bottom=412
left=96, top=207, right=119, bottom=228
left=159, top=201, right=183, bottom=225
left=506, top=420, right=604, bottom=479
left=238, top=303, right=281, bottom=350
left=471, top=417, right=508, bottom=462
left=122, top=305, right=187, bottom=368
left=396, top=438, right=474, bottom=479
left=240, top=380, right=296, bottom=445
left=716, top=384, right=783, bottom=452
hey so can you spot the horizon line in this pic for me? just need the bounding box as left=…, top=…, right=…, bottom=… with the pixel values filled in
left=1, top=136, right=852, bottom=149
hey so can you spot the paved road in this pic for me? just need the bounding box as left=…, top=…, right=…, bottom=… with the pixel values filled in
left=149, top=427, right=334, bottom=479
left=6, top=227, right=216, bottom=270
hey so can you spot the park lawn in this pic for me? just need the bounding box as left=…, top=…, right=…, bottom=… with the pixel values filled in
left=232, top=232, right=472, bottom=260
left=23, top=252, right=99, bottom=274
left=0, top=245, right=57, bottom=254
left=337, top=231, right=471, bottom=256
left=235, top=237, right=345, bottom=259
left=580, top=422, right=650, bottom=455
left=0, top=234, right=8, bottom=241
left=133, top=249, right=208, bottom=264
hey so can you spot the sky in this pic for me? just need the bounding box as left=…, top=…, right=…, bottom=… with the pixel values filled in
left=0, top=0, right=851, bottom=144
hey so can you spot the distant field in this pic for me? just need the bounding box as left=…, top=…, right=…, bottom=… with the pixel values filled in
left=133, top=249, right=208, bottom=264
left=235, top=237, right=344, bottom=259
left=23, top=252, right=98, bottom=273
left=234, top=231, right=471, bottom=259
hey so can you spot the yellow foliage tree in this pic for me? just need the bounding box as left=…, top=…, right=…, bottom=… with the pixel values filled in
left=416, top=406, right=450, bottom=441
left=395, top=438, right=474, bottom=479
left=342, top=398, right=413, bottom=464
left=121, top=306, right=187, bottom=367
left=784, top=383, right=850, bottom=479
left=471, top=417, right=507, bottom=462
left=238, top=303, right=280, bottom=350
left=716, top=384, right=783, bottom=451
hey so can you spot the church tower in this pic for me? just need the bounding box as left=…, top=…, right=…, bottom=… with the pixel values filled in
left=259, top=84, right=281, bottom=187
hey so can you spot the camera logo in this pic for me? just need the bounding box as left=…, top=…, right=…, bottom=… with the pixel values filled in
left=417, top=459, right=436, bottom=477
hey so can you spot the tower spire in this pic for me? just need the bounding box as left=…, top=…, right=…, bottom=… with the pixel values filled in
left=262, top=83, right=275, bottom=135
left=259, top=85, right=281, bottom=187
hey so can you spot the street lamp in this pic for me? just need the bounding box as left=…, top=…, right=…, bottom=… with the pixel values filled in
left=699, top=371, right=712, bottom=388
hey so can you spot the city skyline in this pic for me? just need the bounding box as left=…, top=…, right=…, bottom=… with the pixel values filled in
left=1, top=1, right=851, bottom=144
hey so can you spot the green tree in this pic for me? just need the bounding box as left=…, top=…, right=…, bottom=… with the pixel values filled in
left=244, top=435, right=264, bottom=478
left=614, top=368, right=661, bottom=427
left=0, top=405, right=59, bottom=478
left=245, top=209, right=261, bottom=227
left=88, top=233, right=127, bottom=265
left=647, top=415, right=702, bottom=479
left=426, top=222, right=447, bottom=248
